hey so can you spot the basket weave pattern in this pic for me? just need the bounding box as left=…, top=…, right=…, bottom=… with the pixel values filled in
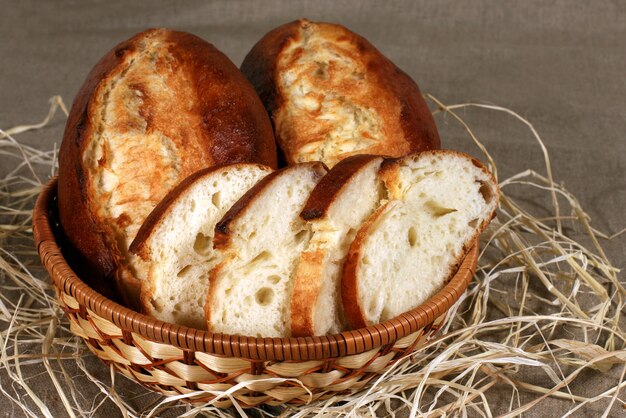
left=34, top=178, right=477, bottom=407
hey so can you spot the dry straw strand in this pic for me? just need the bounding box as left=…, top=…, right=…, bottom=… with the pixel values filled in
left=0, top=94, right=624, bottom=417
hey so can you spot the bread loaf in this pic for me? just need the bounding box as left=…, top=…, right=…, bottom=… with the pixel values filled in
left=342, top=151, right=499, bottom=329
left=241, top=19, right=440, bottom=168
left=129, top=164, right=272, bottom=329
left=57, top=26, right=497, bottom=338
left=207, top=162, right=327, bottom=337
left=291, top=155, right=384, bottom=336
left=57, top=28, right=277, bottom=308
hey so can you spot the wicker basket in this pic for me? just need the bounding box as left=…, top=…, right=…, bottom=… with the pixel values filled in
left=33, top=177, right=477, bottom=408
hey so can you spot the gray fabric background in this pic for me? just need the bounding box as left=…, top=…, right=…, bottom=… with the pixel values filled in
left=1, top=0, right=624, bottom=416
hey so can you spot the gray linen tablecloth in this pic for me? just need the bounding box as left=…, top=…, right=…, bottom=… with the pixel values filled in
left=1, top=1, right=624, bottom=416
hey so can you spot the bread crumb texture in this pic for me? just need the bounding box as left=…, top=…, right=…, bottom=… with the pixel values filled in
left=355, top=152, right=498, bottom=325
left=292, top=157, right=384, bottom=336
left=140, top=165, right=271, bottom=329
left=209, top=164, right=326, bottom=337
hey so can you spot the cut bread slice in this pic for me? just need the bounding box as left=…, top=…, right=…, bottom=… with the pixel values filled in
left=291, top=155, right=385, bottom=336
left=129, top=163, right=272, bottom=329
left=342, top=151, right=499, bottom=329
left=207, top=162, right=328, bottom=337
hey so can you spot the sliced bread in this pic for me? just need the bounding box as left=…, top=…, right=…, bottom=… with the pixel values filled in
left=129, top=163, right=272, bottom=329
left=291, top=155, right=385, bottom=336
left=207, top=162, right=328, bottom=337
left=342, top=151, right=499, bottom=329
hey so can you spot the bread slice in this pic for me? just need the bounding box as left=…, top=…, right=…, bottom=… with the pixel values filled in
left=57, top=28, right=277, bottom=309
left=291, top=155, right=385, bottom=336
left=342, top=151, right=499, bottom=329
left=241, top=19, right=440, bottom=168
left=207, top=162, right=327, bottom=337
left=129, top=163, right=272, bottom=329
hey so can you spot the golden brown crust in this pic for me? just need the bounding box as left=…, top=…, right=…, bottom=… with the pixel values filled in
left=205, top=259, right=227, bottom=330
left=300, top=154, right=383, bottom=221
left=290, top=250, right=325, bottom=337
left=241, top=19, right=440, bottom=167
left=214, top=162, right=327, bottom=249
left=164, top=30, right=277, bottom=168
left=57, top=31, right=139, bottom=298
left=58, top=28, right=277, bottom=309
left=341, top=202, right=391, bottom=329
left=291, top=154, right=384, bottom=336
left=240, top=22, right=296, bottom=126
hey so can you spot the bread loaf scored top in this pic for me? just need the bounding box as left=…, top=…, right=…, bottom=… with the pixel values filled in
left=57, top=28, right=277, bottom=309
left=241, top=19, right=440, bottom=168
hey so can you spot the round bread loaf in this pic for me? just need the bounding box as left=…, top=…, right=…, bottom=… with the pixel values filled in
left=57, top=28, right=277, bottom=309
left=241, top=19, right=440, bottom=168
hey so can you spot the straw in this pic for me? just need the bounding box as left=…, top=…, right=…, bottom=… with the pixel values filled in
left=0, top=95, right=623, bottom=417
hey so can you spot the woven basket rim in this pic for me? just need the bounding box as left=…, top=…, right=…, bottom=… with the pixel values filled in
left=33, top=177, right=477, bottom=361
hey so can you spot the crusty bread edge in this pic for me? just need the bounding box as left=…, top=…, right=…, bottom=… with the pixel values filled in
left=240, top=20, right=301, bottom=147
left=300, top=154, right=385, bottom=221
left=213, top=161, right=328, bottom=249
left=290, top=251, right=325, bottom=336
left=206, top=161, right=328, bottom=332
left=205, top=258, right=228, bottom=331
left=57, top=30, right=154, bottom=307
left=129, top=163, right=272, bottom=260
left=291, top=154, right=384, bottom=336
left=341, top=202, right=392, bottom=329
left=343, top=151, right=500, bottom=329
